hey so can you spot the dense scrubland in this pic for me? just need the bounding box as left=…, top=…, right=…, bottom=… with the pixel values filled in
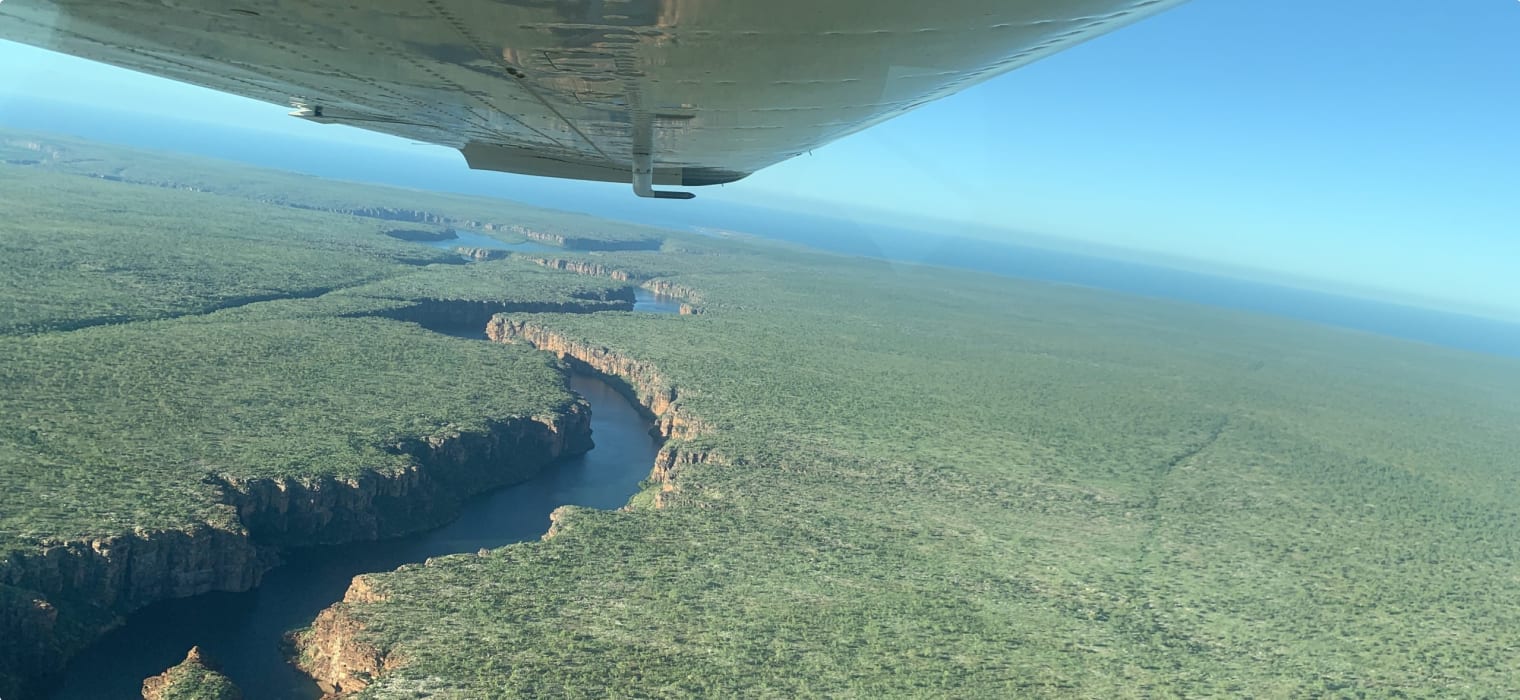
left=314, top=244, right=1520, bottom=696
left=4, top=129, right=1520, bottom=698
left=140, top=647, right=240, bottom=700
left=0, top=130, right=658, bottom=696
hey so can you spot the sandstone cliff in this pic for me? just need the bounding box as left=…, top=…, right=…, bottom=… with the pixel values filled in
left=294, top=577, right=396, bottom=698
left=141, top=646, right=241, bottom=700
left=219, top=404, right=592, bottom=547
left=0, top=397, right=592, bottom=696
left=639, top=279, right=702, bottom=308
left=502, top=226, right=661, bottom=251
left=523, top=258, right=702, bottom=314
left=487, top=318, right=707, bottom=441
left=296, top=320, right=727, bottom=695
left=486, top=318, right=729, bottom=509
left=526, top=257, right=635, bottom=281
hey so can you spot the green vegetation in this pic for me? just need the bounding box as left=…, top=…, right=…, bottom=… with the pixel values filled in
left=334, top=248, right=1520, bottom=697
left=0, top=166, right=456, bottom=334
left=346, top=258, right=630, bottom=308
left=4, top=128, right=1520, bottom=698
left=142, top=647, right=241, bottom=700
left=0, top=137, right=653, bottom=551
left=0, top=129, right=663, bottom=696
left=0, top=314, right=574, bottom=546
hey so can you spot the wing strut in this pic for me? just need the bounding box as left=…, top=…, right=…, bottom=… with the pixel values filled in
left=631, top=114, right=694, bottom=200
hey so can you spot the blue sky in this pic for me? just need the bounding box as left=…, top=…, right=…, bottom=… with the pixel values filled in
left=2, top=0, right=1518, bottom=318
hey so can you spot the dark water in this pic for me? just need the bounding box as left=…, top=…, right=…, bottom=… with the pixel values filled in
left=420, top=230, right=557, bottom=255
left=633, top=289, right=683, bottom=315
left=50, top=374, right=660, bottom=700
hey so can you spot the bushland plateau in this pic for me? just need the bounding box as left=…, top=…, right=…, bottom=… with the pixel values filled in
left=4, top=129, right=1520, bottom=698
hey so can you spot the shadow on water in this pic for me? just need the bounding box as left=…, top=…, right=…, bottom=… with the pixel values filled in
left=50, top=374, right=660, bottom=699
left=420, top=230, right=558, bottom=256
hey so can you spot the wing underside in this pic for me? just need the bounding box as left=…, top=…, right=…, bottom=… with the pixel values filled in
left=0, top=0, right=1185, bottom=194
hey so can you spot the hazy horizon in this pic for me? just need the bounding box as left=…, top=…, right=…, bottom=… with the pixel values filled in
left=2, top=97, right=1515, bottom=331
left=5, top=0, right=1520, bottom=318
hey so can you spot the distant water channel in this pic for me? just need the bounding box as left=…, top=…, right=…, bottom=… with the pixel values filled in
left=634, top=289, right=683, bottom=314
left=51, top=374, right=661, bottom=699
left=424, top=236, right=686, bottom=316
left=420, top=229, right=558, bottom=256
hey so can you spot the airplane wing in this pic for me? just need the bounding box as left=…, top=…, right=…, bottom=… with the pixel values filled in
left=0, top=0, right=1186, bottom=198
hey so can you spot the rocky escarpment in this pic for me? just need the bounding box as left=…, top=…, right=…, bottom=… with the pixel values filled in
left=220, top=404, right=592, bottom=547
left=297, top=320, right=724, bottom=695
left=487, top=318, right=707, bottom=441
left=142, top=646, right=241, bottom=700
left=485, top=317, right=728, bottom=508
left=372, top=291, right=636, bottom=336
left=294, top=576, right=397, bottom=697
left=526, top=258, right=703, bottom=314
left=526, top=257, right=635, bottom=281
left=0, top=587, right=60, bottom=693
left=0, top=401, right=592, bottom=697
left=0, top=525, right=265, bottom=697
left=502, top=225, right=662, bottom=251
left=639, top=279, right=702, bottom=306
left=640, top=280, right=702, bottom=315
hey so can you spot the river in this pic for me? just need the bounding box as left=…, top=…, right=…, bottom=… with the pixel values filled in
left=418, top=230, right=557, bottom=256
left=50, top=373, right=661, bottom=699
left=634, top=289, right=683, bottom=314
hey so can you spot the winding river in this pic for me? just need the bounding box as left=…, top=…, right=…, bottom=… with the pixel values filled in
left=51, top=371, right=662, bottom=699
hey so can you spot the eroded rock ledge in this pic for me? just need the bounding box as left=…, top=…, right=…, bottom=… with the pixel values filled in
left=488, top=318, right=707, bottom=441
left=526, top=257, right=703, bottom=314
left=527, top=257, right=634, bottom=281
left=0, top=394, right=592, bottom=697
left=141, top=646, right=241, bottom=700
left=295, top=318, right=723, bottom=696
left=502, top=226, right=662, bottom=252
left=295, top=573, right=398, bottom=697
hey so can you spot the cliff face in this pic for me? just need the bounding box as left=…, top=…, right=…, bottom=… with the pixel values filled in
left=485, top=317, right=729, bottom=509
left=526, top=257, right=635, bottom=281
left=0, top=587, right=62, bottom=698
left=0, top=398, right=592, bottom=696
left=486, top=318, right=707, bottom=441
left=0, top=526, right=264, bottom=614
left=522, top=259, right=701, bottom=314
left=294, top=577, right=395, bottom=698
left=297, top=320, right=725, bottom=695
left=502, top=226, right=661, bottom=251
left=141, top=646, right=241, bottom=700
left=220, top=403, right=592, bottom=547
left=639, top=279, right=702, bottom=307
left=0, top=525, right=265, bottom=698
